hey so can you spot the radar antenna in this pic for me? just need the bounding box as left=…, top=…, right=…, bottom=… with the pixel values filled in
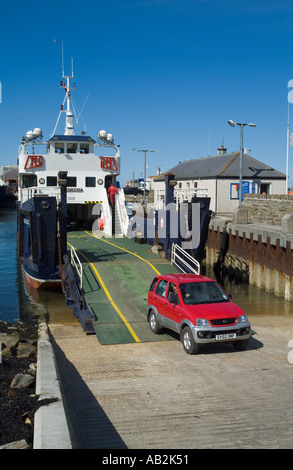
left=52, top=44, right=77, bottom=136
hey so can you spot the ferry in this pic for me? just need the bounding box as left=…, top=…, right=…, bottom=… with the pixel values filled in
left=17, top=68, right=127, bottom=289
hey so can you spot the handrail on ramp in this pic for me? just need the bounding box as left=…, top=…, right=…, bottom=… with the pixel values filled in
left=70, top=245, right=83, bottom=289
left=171, top=243, right=200, bottom=275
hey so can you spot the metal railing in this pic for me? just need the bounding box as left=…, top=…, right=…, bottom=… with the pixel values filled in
left=171, top=243, right=200, bottom=275
left=115, top=188, right=129, bottom=236
left=19, top=186, right=61, bottom=205
left=154, top=188, right=208, bottom=210
left=70, top=245, right=83, bottom=289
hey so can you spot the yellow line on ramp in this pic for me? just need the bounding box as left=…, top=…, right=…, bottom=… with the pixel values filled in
left=67, top=241, right=141, bottom=343
left=83, top=231, right=161, bottom=276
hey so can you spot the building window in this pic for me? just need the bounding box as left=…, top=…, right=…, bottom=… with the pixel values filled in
left=86, top=177, right=96, bottom=187
left=194, top=181, right=198, bottom=188
left=67, top=177, right=77, bottom=187
left=80, top=143, right=89, bottom=154
left=47, top=176, right=57, bottom=186
left=178, top=182, right=182, bottom=189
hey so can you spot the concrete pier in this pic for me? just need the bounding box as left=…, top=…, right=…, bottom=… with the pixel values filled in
left=35, top=231, right=293, bottom=450
left=49, top=317, right=293, bottom=449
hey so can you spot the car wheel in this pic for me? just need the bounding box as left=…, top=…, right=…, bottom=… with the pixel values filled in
left=181, top=326, right=199, bottom=355
left=233, top=338, right=249, bottom=351
left=149, top=310, right=162, bottom=334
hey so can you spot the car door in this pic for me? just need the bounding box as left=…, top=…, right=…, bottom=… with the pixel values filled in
left=153, top=279, right=170, bottom=325
left=164, top=282, right=182, bottom=331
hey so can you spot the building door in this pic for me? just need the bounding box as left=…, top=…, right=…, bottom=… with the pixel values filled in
left=260, top=183, right=270, bottom=194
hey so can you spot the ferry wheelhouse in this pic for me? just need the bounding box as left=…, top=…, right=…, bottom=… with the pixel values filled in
left=17, top=71, right=127, bottom=289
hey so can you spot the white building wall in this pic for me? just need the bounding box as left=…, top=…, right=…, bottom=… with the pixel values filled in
left=153, top=177, right=286, bottom=214
left=217, top=179, right=239, bottom=213
left=269, top=179, right=286, bottom=194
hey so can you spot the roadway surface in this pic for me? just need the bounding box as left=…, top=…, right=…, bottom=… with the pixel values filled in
left=50, top=319, right=293, bottom=449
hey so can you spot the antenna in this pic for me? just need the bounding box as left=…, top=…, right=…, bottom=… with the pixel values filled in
left=77, top=93, right=89, bottom=122
left=62, top=40, right=64, bottom=77
left=208, top=122, right=211, bottom=156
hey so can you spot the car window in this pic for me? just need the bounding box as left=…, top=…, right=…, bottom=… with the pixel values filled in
left=149, top=277, right=158, bottom=292
left=156, top=279, right=168, bottom=298
left=167, top=282, right=179, bottom=302
left=179, top=281, right=229, bottom=305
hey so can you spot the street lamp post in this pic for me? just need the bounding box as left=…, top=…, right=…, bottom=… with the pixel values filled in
left=227, top=120, right=256, bottom=208
left=132, top=148, right=154, bottom=204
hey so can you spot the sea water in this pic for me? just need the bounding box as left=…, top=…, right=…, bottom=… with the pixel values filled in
left=0, top=209, right=19, bottom=322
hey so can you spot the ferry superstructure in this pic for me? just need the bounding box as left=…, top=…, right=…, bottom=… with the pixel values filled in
left=17, top=70, right=127, bottom=289
left=18, top=71, right=126, bottom=235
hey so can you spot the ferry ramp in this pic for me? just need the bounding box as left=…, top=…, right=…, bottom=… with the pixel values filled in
left=67, top=231, right=176, bottom=345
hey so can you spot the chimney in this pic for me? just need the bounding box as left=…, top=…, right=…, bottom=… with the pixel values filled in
left=217, top=145, right=227, bottom=155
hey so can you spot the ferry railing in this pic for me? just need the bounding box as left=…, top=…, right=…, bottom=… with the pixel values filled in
left=115, top=189, right=129, bottom=236
left=171, top=243, right=200, bottom=275
left=70, top=245, right=83, bottom=289
left=19, top=187, right=61, bottom=205
left=154, top=188, right=208, bottom=210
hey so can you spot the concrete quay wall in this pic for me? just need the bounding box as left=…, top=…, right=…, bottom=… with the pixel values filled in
left=205, top=214, right=293, bottom=302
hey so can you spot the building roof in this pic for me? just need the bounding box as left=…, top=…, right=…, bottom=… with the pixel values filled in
left=3, top=168, right=18, bottom=180
left=156, top=152, right=286, bottom=181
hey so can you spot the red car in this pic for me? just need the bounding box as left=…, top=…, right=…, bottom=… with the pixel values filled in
left=147, top=273, right=251, bottom=354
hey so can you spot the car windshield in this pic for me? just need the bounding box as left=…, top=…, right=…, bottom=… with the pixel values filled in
left=179, top=281, right=229, bottom=305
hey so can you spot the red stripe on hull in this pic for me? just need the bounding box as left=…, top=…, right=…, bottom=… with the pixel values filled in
left=23, top=269, right=61, bottom=290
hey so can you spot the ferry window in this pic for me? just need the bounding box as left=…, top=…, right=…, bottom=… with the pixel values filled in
left=80, top=143, right=89, bottom=154
left=22, top=174, right=37, bottom=188
left=55, top=143, right=64, bottom=154
left=67, top=143, right=77, bottom=153
left=67, top=176, right=77, bottom=187
left=86, top=177, right=96, bottom=187
left=47, top=176, right=57, bottom=186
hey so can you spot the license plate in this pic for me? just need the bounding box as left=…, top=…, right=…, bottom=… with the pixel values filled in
left=216, top=333, right=236, bottom=341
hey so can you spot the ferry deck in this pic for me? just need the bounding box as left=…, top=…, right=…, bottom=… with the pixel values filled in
left=66, top=230, right=178, bottom=345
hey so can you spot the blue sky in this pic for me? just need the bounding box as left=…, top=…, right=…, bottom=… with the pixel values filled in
left=1, top=0, right=293, bottom=186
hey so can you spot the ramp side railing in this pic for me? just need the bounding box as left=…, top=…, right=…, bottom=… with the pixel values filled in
left=171, top=243, right=200, bottom=275
left=70, top=245, right=83, bottom=289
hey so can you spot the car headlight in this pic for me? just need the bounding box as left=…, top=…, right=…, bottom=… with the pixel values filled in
left=237, top=314, right=248, bottom=323
left=196, top=318, right=210, bottom=327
